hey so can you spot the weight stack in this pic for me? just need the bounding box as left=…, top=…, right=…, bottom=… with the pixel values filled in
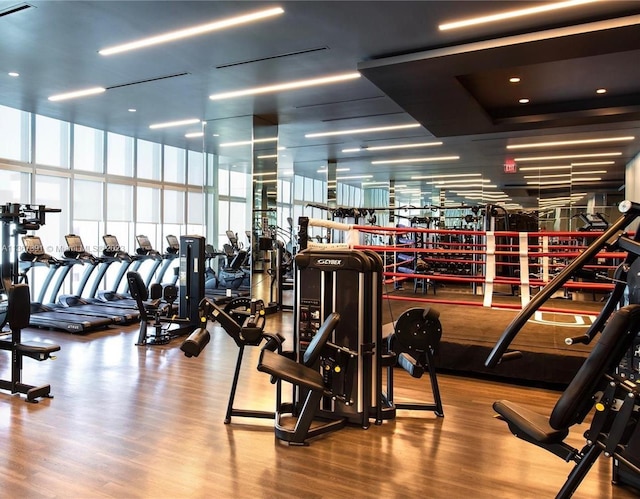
left=294, top=248, right=383, bottom=427
left=179, top=235, right=205, bottom=325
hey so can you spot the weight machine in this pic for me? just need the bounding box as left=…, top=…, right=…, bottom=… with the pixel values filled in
left=180, top=296, right=285, bottom=424
left=0, top=203, right=61, bottom=402
left=486, top=200, right=640, bottom=498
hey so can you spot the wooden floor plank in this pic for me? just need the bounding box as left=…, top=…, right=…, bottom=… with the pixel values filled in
left=0, top=312, right=638, bottom=498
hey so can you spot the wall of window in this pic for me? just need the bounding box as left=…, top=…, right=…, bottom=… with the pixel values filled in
left=0, top=105, right=211, bottom=302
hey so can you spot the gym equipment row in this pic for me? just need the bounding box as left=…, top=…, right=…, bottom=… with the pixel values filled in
left=17, top=232, right=182, bottom=333
left=486, top=200, right=640, bottom=497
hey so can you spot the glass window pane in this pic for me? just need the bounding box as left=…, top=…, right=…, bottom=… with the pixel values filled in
left=137, top=186, right=160, bottom=223
left=107, top=132, right=133, bottom=176
left=188, top=150, right=204, bottom=185
left=294, top=175, right=303, bottom=201
left=229, top=170, right=247, bottom=198
left=304, top=178, right=313, bottom=202
left=35, top=115, right=70, bottom=168
left=137, top=139, right=161, bottom=180
left=74, top=124, right=104, bottom=172
left=163, top=189, right=184, bottom=224
left=188, top=191, right=204, bottom=224
left=218, top=200, right=229, bottom=240
left=0, top=104, right=30, bottom=162
left=229, top=201, right=247, bottom=235
left=73, top=179, right=103, bottom=220
left=34, top=175, right=69, bottom=254
left=107, top=184, right=133, bottom=221
left=206, top=153, right=216, bottom=187
left=314, top=179, right=324, bottom=202
left=0, top=170, right=30, bottom=203
left=218, top=168, right=229, bottom=196
left=164, top=145, right=185, bottom=184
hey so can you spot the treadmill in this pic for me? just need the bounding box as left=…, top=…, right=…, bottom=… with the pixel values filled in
left=55, top=234, right=140, bottom=323
left=21, top=235, right=113, bottom=333
left=97, top=234, right=169, bottom=309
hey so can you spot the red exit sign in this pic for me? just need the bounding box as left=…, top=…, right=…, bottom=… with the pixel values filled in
left=504, top=158, right=517, bottom=173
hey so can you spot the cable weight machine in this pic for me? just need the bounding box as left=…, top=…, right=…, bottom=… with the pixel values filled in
left=0, top=203, right=61, bottom=402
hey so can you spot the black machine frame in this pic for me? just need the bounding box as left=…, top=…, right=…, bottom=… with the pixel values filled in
left=0, top=203, right=61, bottom=402
left=486, top=200, right=640, bottom=497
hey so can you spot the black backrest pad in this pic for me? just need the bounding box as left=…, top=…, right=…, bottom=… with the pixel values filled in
left=550, top=304, right=640, bottom=430
left=7, top=283, right=30, bottom=330
left=303, top=312, right=340, bottom=367
left=127, top=271, right=148, bottom=301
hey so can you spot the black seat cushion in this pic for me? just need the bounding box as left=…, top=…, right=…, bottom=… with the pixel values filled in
left=494, top=400, right=569, bottom=444
left=258, top=349, right=325, bottom=392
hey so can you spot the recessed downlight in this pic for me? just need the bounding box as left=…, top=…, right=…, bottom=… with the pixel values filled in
left=596, top=88, right=607, bottom=94
left=519, top=98, right=530, bottom=104
left=509, top=77, right=520, bottom=83
left=8, top=72, right=19, bottom=77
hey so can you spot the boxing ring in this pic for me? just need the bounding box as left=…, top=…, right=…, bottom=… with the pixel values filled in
left=299, top=217, right=624, bottom=385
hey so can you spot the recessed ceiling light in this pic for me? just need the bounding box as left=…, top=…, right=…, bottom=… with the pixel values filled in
left=99, top=7, right=284, bottom=56
left=306, top=123, right=419, bottom=138
left=317, top=168, right=350, bottom=173
left=428, top=179, right=491, bottom=185
left=256, top=154, right=278, bottom=159
left=411, top=173, right=481, bottom=180
left=372, top=155, right=459, bottom=164
left=509, top=77, right=520, bottom=83
left=220, top=137, right=278, bottom=147
left=128, top=108, right=136, bottom=112
left=571, top=161, right=615, bottom=166
left=341, top=141, right=442, bottom=153
left=149, top=118, right=201, bottom=129
left=8, top=72, right=19, bottom=77
left=519, top=98, right=530, bottom=104
left=514, top=152, right=622, bottom=161
left=48, top=87, right=106, bottom=101
left=185, top=132, right=204, bottom=138
left=438, top=0, right=598, bottom=30
left=596, top=88, right=607, bottom=94
left=519, top=165, right=571, bottom=171
left=336, top=175, right=373, bottom=180
left=210, top=72, right=360, bottom=100
left=507, top=136, right=634, bottom=149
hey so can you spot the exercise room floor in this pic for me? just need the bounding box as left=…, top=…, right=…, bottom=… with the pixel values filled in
left=0, top=313, right=638, bottom=499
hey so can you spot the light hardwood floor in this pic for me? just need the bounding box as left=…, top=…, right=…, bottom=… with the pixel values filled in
left=0, top=312, right=638, bottom=499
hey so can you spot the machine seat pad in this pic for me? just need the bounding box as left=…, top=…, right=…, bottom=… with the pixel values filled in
left=17, top=341, right=61, bottom=354
left=494, top=400, right=569, bottom=444
left=258, top=349, right=324, bottom=392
